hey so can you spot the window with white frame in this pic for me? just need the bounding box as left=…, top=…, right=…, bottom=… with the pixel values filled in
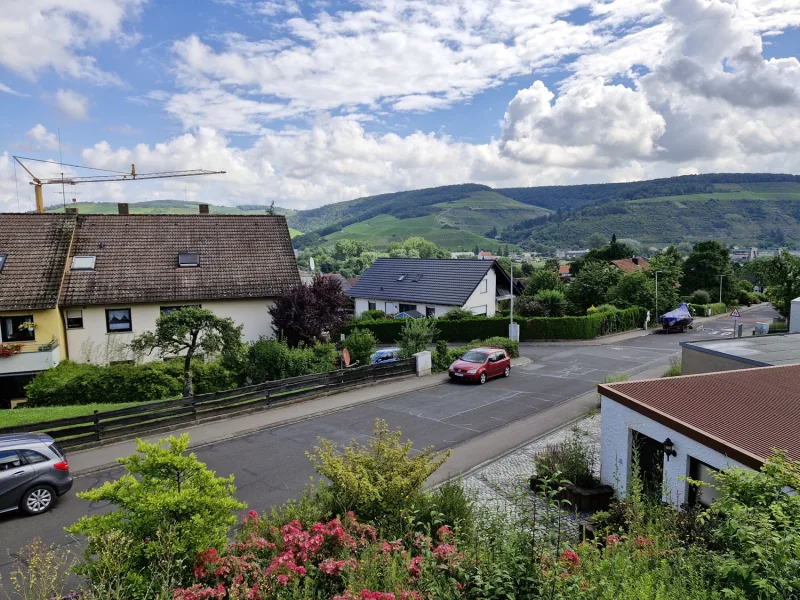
left=66, top=310, right=83, bottom=329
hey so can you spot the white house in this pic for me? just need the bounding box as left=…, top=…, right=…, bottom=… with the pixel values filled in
left=58, top=209, right=300, bottom=364
left=346, top=258, right=517, bottom=318
left=598, top=365, right=800, bottom=507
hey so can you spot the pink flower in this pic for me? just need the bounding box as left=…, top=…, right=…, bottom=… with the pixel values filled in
left=635, top=536, right=653, bottom=549
left=407, top=556, right=424, bottom=579
left=559, top=549, right=580, bottom=568
left=276, top=574, right=289, bottom=586
left=436, top=525, right=454, bottom=540
left=606, top=535, right=621, bottom=548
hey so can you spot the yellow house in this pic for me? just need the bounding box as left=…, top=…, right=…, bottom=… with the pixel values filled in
left=0, top=215, right=75, bottom=406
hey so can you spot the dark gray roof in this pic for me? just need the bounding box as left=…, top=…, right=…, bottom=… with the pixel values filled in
left=347, top=258, right=501, bottom=306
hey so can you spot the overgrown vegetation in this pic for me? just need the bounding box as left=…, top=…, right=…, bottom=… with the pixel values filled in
left=9, top=423, right=800, bottom=600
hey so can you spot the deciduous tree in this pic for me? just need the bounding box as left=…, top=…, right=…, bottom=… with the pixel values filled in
left=681, top=241, right=736, bottom=303
left=269, top=276, right=350, bottom=348
left=130, top=308, right=242, bottom=397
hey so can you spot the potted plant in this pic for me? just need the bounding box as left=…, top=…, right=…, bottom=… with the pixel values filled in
left=530, top=433, right=614, bottom=512
left=18, top=321, right=37, bottom=335
left=0, top=343, right=24, bottom=358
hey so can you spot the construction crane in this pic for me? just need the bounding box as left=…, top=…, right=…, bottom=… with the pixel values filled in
left=13, top=156, right=226, bottom=214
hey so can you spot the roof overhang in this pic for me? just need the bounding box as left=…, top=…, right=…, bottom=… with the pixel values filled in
left=598, top=381, right=766, bottom=471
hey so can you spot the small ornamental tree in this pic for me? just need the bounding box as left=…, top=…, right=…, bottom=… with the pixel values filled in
left=524, top=269, right=563, bottom=296
left=342, top=328, right=377, bottom=366
left=67, top=435, right=245, bottom=597
left=130, top=307, right=242, bottom=397
left=269, top=275, right=350, bottom=348
left=306, top=419, right=450, bottom=528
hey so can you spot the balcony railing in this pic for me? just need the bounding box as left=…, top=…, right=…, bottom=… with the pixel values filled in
left=0, top=342, right=61, bottom=375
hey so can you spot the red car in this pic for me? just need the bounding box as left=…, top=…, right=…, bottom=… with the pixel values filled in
left=448, top=347, right=511, bottom=384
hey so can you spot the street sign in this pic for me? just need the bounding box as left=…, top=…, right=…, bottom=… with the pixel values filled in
left=342, top=348, right=351, bottom=367
left=730, top=308, right=741, bottom=318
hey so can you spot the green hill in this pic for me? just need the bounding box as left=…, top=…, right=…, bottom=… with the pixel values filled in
left=502, top=180, right=800, bottom=248
left=45, top=200, right=302, bottom=237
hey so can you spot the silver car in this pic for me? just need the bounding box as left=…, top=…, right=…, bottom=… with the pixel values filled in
left=0, top=433, right=73, bottom=515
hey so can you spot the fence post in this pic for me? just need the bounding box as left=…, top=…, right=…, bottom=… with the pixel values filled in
left=191, top=395, right=198, bottom=422
left=266, top=389, right=271, bottom=405
left=93, top=410, right=100, bottom=441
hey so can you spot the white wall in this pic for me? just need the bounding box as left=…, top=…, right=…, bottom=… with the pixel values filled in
left=600, top=396, right=752, bottom=506
left=64, top=299, right=275, bottom=364
left=790, top=297, right=800, bottom=333
left=462, top=269, right=496, bottom=317
left=352, top=270, right=498, bottom=317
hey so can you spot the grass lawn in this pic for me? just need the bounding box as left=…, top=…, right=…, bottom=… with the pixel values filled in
left=2, top=402, right=150, bottom=429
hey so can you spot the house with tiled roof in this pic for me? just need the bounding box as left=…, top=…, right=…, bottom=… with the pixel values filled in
left=610, top=256, right=650, bottom=273
left=58, top=210, right=299, bottom=364
left=347, top=258, right=517, bottom=317
left=598, top=364, right=800, bottom=507
left=0, top=215, right=75, bottom=404
left=0, top=206, right=300, bottom=378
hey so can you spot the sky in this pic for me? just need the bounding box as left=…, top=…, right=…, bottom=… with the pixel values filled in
left=1, top=0, right=800, bottom=213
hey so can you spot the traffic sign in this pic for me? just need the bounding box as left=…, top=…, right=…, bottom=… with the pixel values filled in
left=730, top=308, right=741, bottom=318
left=342, top=348, right=351, bottom=367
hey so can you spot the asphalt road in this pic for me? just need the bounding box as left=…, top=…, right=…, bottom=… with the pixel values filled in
left=0, top=304, right=778, bottom=580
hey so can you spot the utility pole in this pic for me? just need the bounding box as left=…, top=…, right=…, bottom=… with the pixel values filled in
left=508, top=262, right=519, bottom=342
left=719, top=274, right=725, bottom=304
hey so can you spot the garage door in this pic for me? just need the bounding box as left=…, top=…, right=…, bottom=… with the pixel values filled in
left=470, top=305, right=488, bottom=316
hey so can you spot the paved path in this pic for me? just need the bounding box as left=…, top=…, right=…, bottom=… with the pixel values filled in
left=0, top=304, right=778, bottom=581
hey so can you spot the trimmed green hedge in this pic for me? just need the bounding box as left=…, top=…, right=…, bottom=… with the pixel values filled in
left=689, top=302, right=728, bottom=317
left=344, top=307, right=648, bottom=343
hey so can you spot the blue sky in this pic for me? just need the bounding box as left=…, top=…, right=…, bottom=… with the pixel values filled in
left=2, top=0, right=800, bottom=212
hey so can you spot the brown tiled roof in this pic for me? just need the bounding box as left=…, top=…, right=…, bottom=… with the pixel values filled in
left=559, top=265, right=571, bottom=274
left=0, top=214, right=75, bottom=310
left=60, top=215, right=299, bottom=306
left=611, top=257, right=650, bottom=273
left=599, top=364, right=800, bottom=469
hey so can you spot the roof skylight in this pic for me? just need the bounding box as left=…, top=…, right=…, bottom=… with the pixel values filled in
left=71, top=256, right=96, bottom=270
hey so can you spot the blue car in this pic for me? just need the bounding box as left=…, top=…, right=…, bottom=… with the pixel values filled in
left=371, top=347, right=401, bottom=364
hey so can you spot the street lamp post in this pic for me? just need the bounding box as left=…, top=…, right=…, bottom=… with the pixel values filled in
left=719, top=274, right=725, bottom=304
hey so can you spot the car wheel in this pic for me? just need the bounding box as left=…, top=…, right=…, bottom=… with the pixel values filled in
left=20, top=485, right=55, bottom=515
left=479, top=372, right=487, bottom=384
left=504, top=366, right=511, bottom=377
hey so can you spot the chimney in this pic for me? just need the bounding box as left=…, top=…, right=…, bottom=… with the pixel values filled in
left=199, top=204, right=209, bottom=214
left=118, top=203, right=129, bottom=215
left=65, top=207, right=79, bottom=215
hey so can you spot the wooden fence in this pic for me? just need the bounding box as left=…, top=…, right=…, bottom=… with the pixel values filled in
left=0, top=358, right=416, bottom=448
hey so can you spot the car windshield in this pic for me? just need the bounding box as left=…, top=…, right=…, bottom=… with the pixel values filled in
left=460, top=351, right=488, bottom=363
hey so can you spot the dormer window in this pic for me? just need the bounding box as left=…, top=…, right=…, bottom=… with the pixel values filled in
left=178, top=252, right=199, bottom=267
left=0, top=254, right=6, bottom=272
left=71, top=256, right=96, bottom=270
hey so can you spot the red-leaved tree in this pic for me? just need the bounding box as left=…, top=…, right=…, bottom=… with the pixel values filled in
left=269, top=276, right=350, bottom=347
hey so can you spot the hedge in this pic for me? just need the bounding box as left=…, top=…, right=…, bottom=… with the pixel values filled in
left=343, top=307, right=648, bottom=343
left=689, top=302, right=728, bottom=317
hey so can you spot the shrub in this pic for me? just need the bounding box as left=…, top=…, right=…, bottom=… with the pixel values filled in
left=467, top=336, right=520, bottom=358
left=412, top=480, right=475, bottom=536
left=440, top=307, right=474, bottom=320
left=595, top=303, right=618, bottom=313
left=188, top=360, right=237, bottom=394
left=533, top=433, right=598, bottom=488
left=243, top=338, right=338, bottom=384
left=397, top=317, right=439, bottom=358
left=342, top=328, right=377, bottom=366
left=689, top=302, right=728, bottom=316
left=432, top=339, right=451, bottom=372
left=516, top=296, right=547, bottom=317
left=67, top=435, right=245, bottom=597
left=533, top=289, right=567, bottom=317
left=663, top=357, right=682, bottom=377
left=306, top=419, right=450, bottom=531
left=25, top=361, right=98, bottom=406
left=689, top=289, right=712, bottom=305
left=358, top=309, right=387, bottom=321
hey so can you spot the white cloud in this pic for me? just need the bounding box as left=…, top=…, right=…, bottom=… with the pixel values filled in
left=0, top=0, right=145, bottom=84
left=0, top=81, right=28, bottom=96
left=54, top=89, right=89, bottom=119
left=25, top=125, right=60, bottom=151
